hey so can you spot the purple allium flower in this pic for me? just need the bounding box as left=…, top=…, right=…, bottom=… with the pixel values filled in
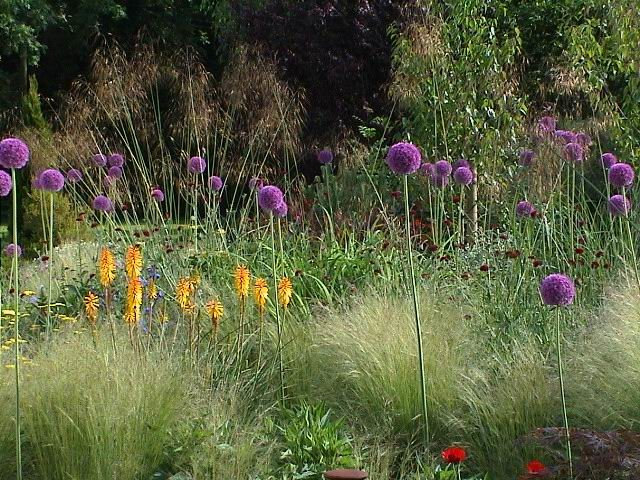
left=519, top=150, right=536, bottom=167
left=208, top=175, right=223, bottom=191
left=0, top=138, right=30, bottom=169
left=430, top=174, right=449, bottom=188
left=258, top=185, right=284, bottom=211
left=108, top=166, right=123, bottom=179
left=608, top=194, right=631, bottom=217
left=151, top=188, right=165, bottom=202
left=386, top=142, right=422, bottom=175
left=554, top=130, right=577, bottom=145
left=108, top=153, right=124, bottom=167
left=453, top=166, right=474, bottom=186
left=38, top=169, right=65, bottom=192
left=419, top=162, right=435, bottom=177
left=576, top=132, right=591, bottom=147
left=273, top=200, right=288, bottom=218
left=564, top=143, right=584, bottom=163
left=516, top=200, right=535, bottom=218
left=4, top=243, right=22, bottom=257
left=539, top=273, right=576, bottom=306
left=92, top=154, right=108, bottom=167
left=187, top=156, right=206, bottom=174
left=601, top=153, right=618, bottom=169
left=67, top=168, right=83, bottom=184
left=0, top=170, right=12, bottom=196
left=434, top=160, right=453, bottom=177
left=538, top=116, right=556, bottom=134
left=318, top=149, right=334, bottom=165
left=249, top=177, right=264, bottom=191
left=608, top=163, right=635, bottom=188
left=92, top=195, right=113, bottom=212
left=452, top=158, right=471, bottom=172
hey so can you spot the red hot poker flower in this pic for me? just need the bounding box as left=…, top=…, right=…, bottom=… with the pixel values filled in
left=441, top=446, right=466, bottom=464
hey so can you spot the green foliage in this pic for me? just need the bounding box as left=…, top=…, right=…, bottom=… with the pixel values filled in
left=20, top=76, right=49, bottom=132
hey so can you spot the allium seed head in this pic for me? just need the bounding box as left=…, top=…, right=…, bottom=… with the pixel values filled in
left=386, top=142, right=422, bottom=175
left=0, top=138, right=30, bottom=169
left=540, top=273, right=576, bottom=306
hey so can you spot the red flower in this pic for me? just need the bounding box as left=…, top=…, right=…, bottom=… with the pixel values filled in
left=441, top=446, right=466, bottom=464
left=479, top=264, right=490, bottom=272
left=526, top=460, right=546, bottom=475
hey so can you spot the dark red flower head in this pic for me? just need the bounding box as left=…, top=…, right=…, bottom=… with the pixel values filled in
left=441, top=446, right=466, bottom=464
left=526, top=460, right=546, bottom=475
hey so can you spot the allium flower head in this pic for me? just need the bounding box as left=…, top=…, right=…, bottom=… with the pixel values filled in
left=453, top=166, right=474, bottom=186
left=92, top=194, right=113, bottom=212
left=576, top=132, right=591, bottom=147
left=564, top=142, right=584, bottom=163
left=108, top=166, right=123, bottom=178
left=519, top=150, right=535, bottom=167
left=67, top=168, right=83, bottom=184
left=441, top=446, right=466, bottom=464
left=188, top=156, right=206, bottom=173
left=258, top=185, right=284, bottom=211
left=419, top=162, right=435, bottom=177
left=208, top=175, right=223, bottom=191
left=108, top=153, right=124, bottom=167
left=540, top=273, right=576, bottom=306
left=249, top=177, right=264, bottom=190
left=538, top=116, right=556, bottom=134
left=434, top=159, right=452, bottom=177
left=278, top=277, right=293, bottom=308
left=92, top=154, right=108, bottom=167
left=38, top=168, right=65, bottom=192
left=0, top=137, right=30, bottom=169
left=516, top=200, right=535, bottom=218
left=151, top=188, right=165, bottom=202
left=608, top=163, right=635, bottom=188
left=0, top=170, right=12, bottom=196
left=555, top=130, right=577, bottom=144
left=601, top=152, right=618, bottom=169
left=452, top=158, right=471, bottom=172
left=4, top=243, right=22, bottom=257
left=318, top=149, right=334, bottom=164
left=608, top=194, right=631, bottom=217
left=386, top=142, right=421, bottom=175
left=273, top=201, right=288, bottom=218
left=234, top=265, right=251, bottom=299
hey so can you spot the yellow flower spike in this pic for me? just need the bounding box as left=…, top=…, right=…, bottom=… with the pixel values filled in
left=124, top=244, right=143, bottom=280
left=125, top=277, right=143, bottom=324
left=1, top=310, right=16, bottom=317
left=254, top=278, right=269, bottom=313
left=176, top=277, right=194, bottom=312
left=206, top=299, right=224, bottom=331
left=147, top=279, right=158, bottom=301
left=98, top=247, right=117, bottom=287
left=84, top=291, right=100, bottom=326
left=234, top=265, right=251, bottom=299
left=278, top=277, right=293, bottom=308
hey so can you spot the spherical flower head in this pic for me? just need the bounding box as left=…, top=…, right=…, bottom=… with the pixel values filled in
left=452, top=158, right=471, bottom=172
left=317, top=149, right=334, bottom=164
left=519, top=150, right=535, bottom=167
left=441, top=446, right=466, bottom=464
left=273, top=200, right=288, bottom=218
left=208, top=175, right=223, bottom=191
left=0, top=170, right=12, bottom=196
left=564, top=142, right=584, bottom=163
left=4, top=243, right=22, bottom=257
left=93, top=194, right=113, bottom=212
left=108, top=153, right=124, bottom=167
left=538, top=116, right=556, bottom=134
left=453, top=166, right=474, bottom=186
left=430, top=173, right=449, bottom=188
left=38, top=168, right=65, bottom=192
left=151, top=188, right=165, bottom=202
left=108, top=166, right=123, bottom=178
left=188, top=156, right=206, bottom=173
left=249, top=176, right=264, bottom=190
left=601, top=152, right=618, bottom=169
left=419, top=162, right=435, bottom=177
left=386, top=142, right=422, bottom=175
left=258, top=185, right=284, bottom=211
left=516, top=200, right=535, bottom=218
left=608, top=194, right=631, bottom=217
left=526, top=460, right=546, bottom=475
left=92, top=153, right=108, bottom=167
left=0, top=137, right=30, bottom=169
left=434, top=159, right=452, bottom=177
left=540, top=273, right=576, bottom=306
left=608, top=163, right=635, bottom=188
left=576, top=132, right=591, bottom=147
left=555, top=130, right=577, bottom=144
left=67, top=168, right=83, bottom=184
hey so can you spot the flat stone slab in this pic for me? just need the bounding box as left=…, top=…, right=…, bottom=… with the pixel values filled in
left=324, top=469, right=368, bottom=480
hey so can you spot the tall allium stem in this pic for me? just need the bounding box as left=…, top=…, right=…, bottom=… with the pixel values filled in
left=193, top=174, right=199, bottom=252
left=46, top=192, right=54, bottom=338
left=11, top=170, right=23, bottom=480
left=270, top=214, right=285, bottom=405
left=556, top=308, right=573, bottom=479
left=458, top=185, right=464, bottom=246
left=622, top=187, right=640, bottom=290
left=403, top=175, right=429, bottom=449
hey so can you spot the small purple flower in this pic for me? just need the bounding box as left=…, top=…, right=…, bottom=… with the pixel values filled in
left=452, top=158, right=471, bottom=172
left=318, top=149, right=334, bottom=165
left=608, top=194, right=631, bottom=217
left=453, top=166, right=474, bottom=186
left=554, top=130, right=577, bottom=145
left=0, top=138, right=30, bottom=169
left=540, top=273, right=576, bottom=306
left=608, top=163, right=635, bottom=188
left=92, top=154, right=108, bottom=167
left=601, top=153, right=618, bottom=169
left=576, top=132, right=591, bottom=147
left=249, top=177, right=264, bottom=191
left=108, top=153, right=124, bottom=168
left=516, top=200, right=535, bottom=218
left=258, top=185, right=284, bottom=211
left=93, top=195, right=113, bottom=212
left=430, top=174, right=449, bottom=188
left=151, top=188, right=165, bottom=202
left=419, top=162, right=435, bottom=177
left=386, top=142, right=422, bottom=175
left=38, top=169, right=65, bottom=192
left=0, top=170, right=12, bottom=196
left=273, top=200, right=288, bottom=218
left=208, top=175, right=223, bottom=191
left=108, top=166, right=123, bottom=178
left=4, top=243, right=22, bottom=257
left=434, top=160, right=453, bottom=177
left=519, top=150, right=536, bottom=167
left=564, top=143, right=584, bottom=163
left=67, top=168, right=83, bottom=184
left=187, top=156, right=206, bottom=174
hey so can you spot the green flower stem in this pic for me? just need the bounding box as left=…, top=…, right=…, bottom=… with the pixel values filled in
left=11, top=170, right=23, bottom=480
left=556, top=307, right=573, bottom=480
left=270, top=214, right=285, bottom=405
left=46, top=192, right=54, bottom=338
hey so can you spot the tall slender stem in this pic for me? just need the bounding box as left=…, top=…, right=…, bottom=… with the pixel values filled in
left=11, top=170, right=23, bottom=480
left=46, top=192, right=54, bottom=338
left=271, top=214, right=285, bottom=405
left=404, top=175, right=429, bottom=450
left=556, top=308, right=573, bottom=479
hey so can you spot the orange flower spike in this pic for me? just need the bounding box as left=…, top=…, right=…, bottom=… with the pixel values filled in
left=234, top=265, right=251, bottom=299
left=84, top=291, right=99, bottom=325
left=124, top=244, right=143, bottom=280
left=277, top=277, right=293, bottom=308
left=206, top=299, right=224, bottom=331
left=176, top=277, right=193, bottom=312
left=254, top=277, right=269, bottom=313
left=98, top=248, right=116, bottom=287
